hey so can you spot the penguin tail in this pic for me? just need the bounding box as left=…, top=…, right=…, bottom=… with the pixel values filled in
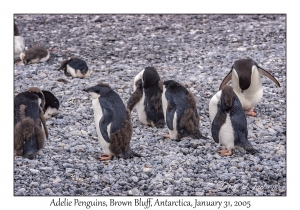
left=193, top=130, right=208, bottom=140
left=123, top=148, right=142, bottom=159
left=238, top=139, right=259, bottom=155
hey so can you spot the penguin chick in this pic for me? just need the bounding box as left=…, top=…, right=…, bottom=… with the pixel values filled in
left=127, top=67, right=165, bottom=128
left=83, top=83, right=141, bottom=161
left=14, top=22, right=25, bottom=61
left=14, top=87, right=48, bottom=159
left=42, top=90, right=60, bottom=119
left=59, top=57, right=92, bottom=78
left=162, top=80, right=206, bottom=140
left=219, top=58, right=280, bottom=116
left=20, top=45, right=50, bottom=64
left=209, top=85, right=258, bottom=156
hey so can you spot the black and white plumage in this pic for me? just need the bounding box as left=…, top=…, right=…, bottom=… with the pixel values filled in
left=209, top=85, right=258, bottom=156
left=162, top=80, right=206, bottom=140
left=59, top=57, right=92, bottom=78
left=14, top=87, right=48, bottom=159
left=20, top=45, right=50, bottom=64
left=14, top=22, right=25, bottom=61
left=83, top=83, right=141, bottom=161
left=219, top=58, right=280, bottom=116
left=42, top=90, right=59, bottom=119
left=127, top=67, right=165, bottom=128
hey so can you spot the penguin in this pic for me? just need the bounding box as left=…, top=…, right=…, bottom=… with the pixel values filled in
left=42, top=90, right=60, bottom=119
left=127, top=67, right=165, bottom=128
left=14, top=22, right=25, bottom=61
left=20, top=45, right=50, bottom=64
left=83, top=83, right=141, bottom=161
left=162, top=80, right=206, bottom=140
left=59, top=57, right=92, bottom=78
left=14, top=87, right=48, bottom=159
left=219, top=58, right=280, bottom=116
left=209, top=85, right=258, bottom=156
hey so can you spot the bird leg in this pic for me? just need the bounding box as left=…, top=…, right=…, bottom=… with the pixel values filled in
left=218, top=149, right=233, bottom=156
left=99, top=154, right=113, bottom=161
left=163, top=134, right=170, bottom=138
left=247, top=108, right=257, bottom=117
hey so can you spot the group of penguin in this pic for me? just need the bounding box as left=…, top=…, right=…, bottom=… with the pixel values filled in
left=14, top=21, right=281, bottom=161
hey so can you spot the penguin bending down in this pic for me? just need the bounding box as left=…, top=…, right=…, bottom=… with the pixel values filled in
left=209, top=85, right=258, bottom=156
left=42, top=90, right=60, bottom=119
left=127, top=67, right=165, bottom=128
left=59, top=57, right=92, bottom=78
left=20, top=45, right=50, bottom=64
left=162, top=80, right=206, bottom=140
left=219, top=58, right=280, bottom=116
left=14, top=22, right=25, bottom=61
left=83, top=83, right=141, bottom=161
left=14, top=87, right=48, bottom=159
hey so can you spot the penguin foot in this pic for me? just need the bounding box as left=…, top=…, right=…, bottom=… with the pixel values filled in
left=247, top=108, right=257, bottom=117
left=163, top=134, right=170, bottom=138
left=99, top=154, right=113, bottom=161
left=218, top=149, right=233, bottom=156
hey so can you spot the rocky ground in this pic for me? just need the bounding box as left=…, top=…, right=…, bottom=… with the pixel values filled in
left=13, top=14, right=286, bottom=196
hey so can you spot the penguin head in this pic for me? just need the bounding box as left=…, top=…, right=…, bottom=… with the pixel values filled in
left=163, top=80, right=181, bottom=89
left=83, top=83, right=111, bottom=99
left=143, top=67, right=160, bottom=89
left=220, top=85, right=235, bottom=112
left=233, top=58, right=255, bottom=90
left=28, top=87, right=45, bottom=109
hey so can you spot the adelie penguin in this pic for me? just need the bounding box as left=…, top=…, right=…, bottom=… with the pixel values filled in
left=209, top=85, right=258, bottom=156
left=59, top=57, right=92, bottom=78
left=20, top=45, right=50, bottom=64
left=14, top=87, right=48, bottom=159
left=127, top=67, right=165, bottom=128
left=14, top=22, right=25, bottom=62
left=42, top=90, right=60, bottom=119
left=83, top=83, right=141, bottom=161
left=162, top=80, right=206, bottom=140
left=219, top=58, right=280, bottom=116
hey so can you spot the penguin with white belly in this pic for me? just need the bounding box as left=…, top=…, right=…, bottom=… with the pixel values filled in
left=162, top=80, right=206, bottom=140
left=209, top=85, right=258, bottom=156
left=14, top=87, right=48, bottom=159
left=127, top=67, right=165, bottom=128
left=219, top=58, right=280, bottom=116
left=20, top=45, right=50, bottom=64
left=83, top=83, right=141, bottom=161
left=59, top=57, right=92, bottom=78
left=42, top=90, right=60, bottom=119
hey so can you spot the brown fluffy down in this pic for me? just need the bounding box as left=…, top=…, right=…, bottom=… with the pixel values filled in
left=178, top=91, right=200, bottom=135
left=28, top=87, right=42, bottom=94
left=127, top=81, right=143, bottom=111
left=39, top=107, right=48, bottom=139
left=14, top=117, right=45, bottom=156
left=109, top=110, right=133, bottom=156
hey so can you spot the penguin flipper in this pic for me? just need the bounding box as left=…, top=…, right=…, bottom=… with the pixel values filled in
left=127, top=79, right=143, bottom=111
left=211, top=117, right=220, bottom=143
left=219, top=70, right=233, bottom=90
left=258, top=66, right=280, bottom=87
left=165, top=94, right=176, bottom=130
left=211, top=103, right=227, bottom=143
left=99, top=107, right=113, bottom=143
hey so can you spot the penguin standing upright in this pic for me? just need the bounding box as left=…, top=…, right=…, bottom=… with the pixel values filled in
left=83, top=83, right=141, bottom=161
left=209, top=85, right=258, bottom=156
left=14, top=87, right=48, bottom=159
left=59, top=57, right=92, bottom=78
left=162, top=80, right=206, bottom=140
left=20, top=45, right=50, bottom=64
left=219, top=58, right=280, bottom=116
left=42, top=90, right=60, bottom=119
left=127, top=67, right=165, bottom=128
left=14, top=22, right=25, bottom=61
